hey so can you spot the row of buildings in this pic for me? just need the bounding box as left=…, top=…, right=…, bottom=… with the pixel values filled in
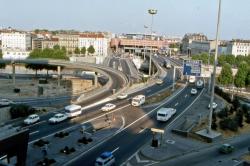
left=0, top=28, right=110, bottom=60
left=182, top=33, right=250, bottom=57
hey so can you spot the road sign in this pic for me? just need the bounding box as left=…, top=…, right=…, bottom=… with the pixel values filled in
left=183, top=60, right=202, bottom=76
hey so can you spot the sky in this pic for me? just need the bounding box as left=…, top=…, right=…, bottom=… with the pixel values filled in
left=0, top=0, right=250, bottom=40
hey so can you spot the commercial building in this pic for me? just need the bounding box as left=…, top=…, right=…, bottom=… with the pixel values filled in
left=1, top=32, right=31, bottom=51
left=190, top=40, right=216, bottom=55
left=110, top=33, right=172, bottom=54
left=227, top=39, right=250, bottom=56
left=79, top=33, right=108, bottom=56
left=182, top=33, right=208, bottom=54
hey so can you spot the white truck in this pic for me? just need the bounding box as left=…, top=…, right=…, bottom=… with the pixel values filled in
left=157, top=108, right=176, bottom=122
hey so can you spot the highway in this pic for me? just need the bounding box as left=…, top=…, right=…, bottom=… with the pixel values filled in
left=67, top=85, right=203, bottom=166
left=25, top=67, right=174, bottom=142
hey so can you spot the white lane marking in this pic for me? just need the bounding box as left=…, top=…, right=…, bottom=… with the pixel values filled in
left=166, top=88, right=205, bottom=130
left=135, top=153, right=149, bottom=163
left=185, top=94, right=188, bottom=98
left=139, top=128, right=146, bottom=133
left=116, top=116, right=126, bottom=134
left=30, top=131, right=39, bottom=135
left=22, top=120, right=46, bottom=129
left=174, top=102, right=179, bottom=106
left=29, top=104, right=130, bottom=145
left=65, top=86, right=187, bottom=166
left=112, top=147, right=120, bottom=153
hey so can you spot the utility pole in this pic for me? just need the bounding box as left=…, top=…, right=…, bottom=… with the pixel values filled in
left=148, top=9, right=157, bottom=76
left=207, top=0, right=222, bottom=134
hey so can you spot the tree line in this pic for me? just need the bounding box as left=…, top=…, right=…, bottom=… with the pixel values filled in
left=73, top=45, right=95, bottom=56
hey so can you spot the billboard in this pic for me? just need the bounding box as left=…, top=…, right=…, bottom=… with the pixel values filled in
left=183, top=60, right=202, bottom=76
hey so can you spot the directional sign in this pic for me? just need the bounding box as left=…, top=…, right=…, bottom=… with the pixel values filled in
left=183, top=60, right=202, bottom=76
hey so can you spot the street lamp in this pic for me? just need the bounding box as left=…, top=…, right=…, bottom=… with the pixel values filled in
left=144, top=25, right=148, bottom=60
left=148, top=9, right=157, bottom=76
left=207, top=0, right=222, bottom=134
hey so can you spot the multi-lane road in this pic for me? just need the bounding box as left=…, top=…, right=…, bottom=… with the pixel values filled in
left=67, top=85, right=203, bottom=166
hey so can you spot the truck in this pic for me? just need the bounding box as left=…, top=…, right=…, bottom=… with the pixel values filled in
left=157, top=108, right=176, bottom=122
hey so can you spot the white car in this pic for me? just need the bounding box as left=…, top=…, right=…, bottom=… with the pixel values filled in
left=24, top=114, right=40, bottom=125
left=190, top=88, right=198, bottom=95
left=156, top=79, right=164, bottom=85
left=0, top=99, right=14, bottom=106
left=208, top=102, right=218, bottom=109
left=101, top=103, right=116, bottom=112
left=117, top=93, right=128, bottom=100
left=49, top=113, right=68, bottom=124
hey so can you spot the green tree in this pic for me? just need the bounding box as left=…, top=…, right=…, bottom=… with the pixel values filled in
left=218, top=63, right=233, bottom=87
left=0, top=50, right=2, bottom=59
left=87, top=45, right=95, bottom=55
left=246, top=70, right=250, bottom=86
left=235, top=62, right=248, bottom=88
left=53, top=45, right=60, bottom=50
left=74, top=47, right=80, bottom=54
left=235, top=55, right=246, bottom=67
left=81, top=47, right=86, bottom=55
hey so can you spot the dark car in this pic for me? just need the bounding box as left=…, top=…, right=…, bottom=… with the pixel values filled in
left=219, top=144, right=235, bottom=154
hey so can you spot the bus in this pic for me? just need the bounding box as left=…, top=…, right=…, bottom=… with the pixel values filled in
left=131, top=95, right=145, bottom=106
left=65, top=104, right=82, bottom=118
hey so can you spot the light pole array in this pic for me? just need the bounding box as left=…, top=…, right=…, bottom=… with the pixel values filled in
left=207, top=0, right=222, bottom=134
left=148, top=9, right=157, bottom=76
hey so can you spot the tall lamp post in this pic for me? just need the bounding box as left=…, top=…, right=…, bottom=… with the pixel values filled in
left=148, top=9, right=157, bottom=76
left=144, top=25, right=148, bottom=60
left=207, top=0, right=222, bottom=134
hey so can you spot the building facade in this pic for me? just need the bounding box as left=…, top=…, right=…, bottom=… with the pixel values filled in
left=190, top=40, right=216, bottom=55
left=55, top=34, right=79, bottom=53
left=1, top=32, right=32, bottom=51
left=78, top=33, right=108, bottom=56
left=182, top=33, right=208, bottom=54
left=227, top=39, right=250, bottom=56
left=2, top=48, right=30, bottom=60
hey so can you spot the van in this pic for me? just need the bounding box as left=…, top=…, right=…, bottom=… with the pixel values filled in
left=65, top=104, right=82, bottom=118
left=157, top=108, right=176, bottom=122
left=131, top=95, right=145, bottom=106
left=95, top=152, right=115, bottom=166
left=189, top=76, right=196, bottom=83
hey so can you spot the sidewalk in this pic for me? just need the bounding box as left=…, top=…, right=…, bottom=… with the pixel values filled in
left=26, top=115, right=123, bottom=166
left=138, top=90, right=226, bottom=162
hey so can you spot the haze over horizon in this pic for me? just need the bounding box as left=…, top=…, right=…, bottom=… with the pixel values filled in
left=1, top=0, right=250, bottom=40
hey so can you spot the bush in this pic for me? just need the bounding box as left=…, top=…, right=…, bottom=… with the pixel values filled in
left=60, top=146, right=75, bottom=155
left=219, top=118, right=238, bottom=132
left=34, top=139, right=49, bottom=147
left=37, top=157, right=56, bottom=166
left=232, top=97, right=240, bottom=110
left=217, top=107, right=229, bottom=119
left=54, top=132, right=69, bottom=138
left=9, top=104, right=36, bottom=119
left=13, top=88, right=20, bottom=93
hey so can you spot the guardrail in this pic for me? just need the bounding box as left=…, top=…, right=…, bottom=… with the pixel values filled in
left=0, top=59, right=129, bottom=103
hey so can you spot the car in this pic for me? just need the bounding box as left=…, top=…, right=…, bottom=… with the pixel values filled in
left=208, top=102, right=218, bottom=109
left=95, top=151, right=115, bottom=166
left=117, top=93, right=128, bottom=100
left=190, top=88, right=198, bottom=95
left=49, top=113, right=68, bottom=124
left=24, top=114, right=40, bottom=125
left=156, top=79, right=164, bottom=85
left=219, top=144, right=235, bottom=154
left=0, top=99, right=14, bottom=107
left=101, top=103, right=116, bottom=112
left=189, top=76, right=196, bottom=83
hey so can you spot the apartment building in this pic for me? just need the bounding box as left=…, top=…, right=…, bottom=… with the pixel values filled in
left=182, top=33, right=208, bottom=54
left=1, top=32, right=31, bottom=51
left=55, top=34, right=79, bottom=53
left=79, top=33, right=108, bottom=56
left=227, top=39, right=250, bottom=56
